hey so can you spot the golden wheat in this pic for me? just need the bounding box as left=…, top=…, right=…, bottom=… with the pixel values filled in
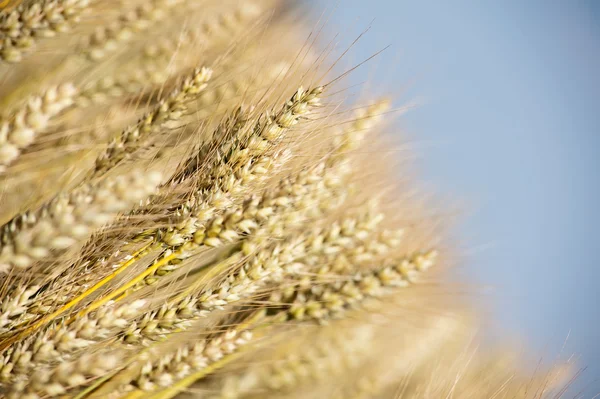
left=0, top=1, right=573, bottom=398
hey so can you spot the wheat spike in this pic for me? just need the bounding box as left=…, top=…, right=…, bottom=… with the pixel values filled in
left=0, top=0, right=92, bottom=63
left=0, top=83, right=77, bottom=172
left=93, top=67, right=212, bottom=175
left=0, top=169, right=162, bottom=272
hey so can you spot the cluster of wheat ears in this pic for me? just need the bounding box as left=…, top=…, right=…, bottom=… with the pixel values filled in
left=0, top=1, right=576, bottom=398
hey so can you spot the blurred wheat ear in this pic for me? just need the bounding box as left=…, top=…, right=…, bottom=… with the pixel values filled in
left=0, top=1, right=575, bottom=398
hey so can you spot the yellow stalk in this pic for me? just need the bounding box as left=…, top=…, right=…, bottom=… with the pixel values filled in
left=119, top=391, right=146, bottom=399
left=73, top=249, right=180, bottom=318
left=40, top=243, right=156, bottom=324
left=71, top=370, right=122, bottom=399
left=0, top=242, right=157, bottom=351
left=172, top=254, right=239, bottom=303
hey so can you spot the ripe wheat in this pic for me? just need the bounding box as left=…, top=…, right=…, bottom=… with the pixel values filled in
left=0, top=1, right=574, bottom=398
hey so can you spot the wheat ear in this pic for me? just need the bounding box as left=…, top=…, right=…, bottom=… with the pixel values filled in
left=0, top=169, right=162, bottom=272
left=0, top=83, right=77, bottom=172
left=0, top=0, right=92, bottom=63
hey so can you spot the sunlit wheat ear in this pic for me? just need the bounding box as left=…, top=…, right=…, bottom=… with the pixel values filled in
left=192, top=205, right=389, bottom=307
left=124, top=327, right=255, bottom=396
left=0, top=83, right=77, bottom=172
left=0, top=0, right=91, bottom=63
left=275, top=250, right=437, bottom=323
left=333, top=100, right=392, bottom=155
left=158, top=86, right=323, bottom=237
left=83, top=309, right=265, bottom=398
left=10, top=351, right=121, bottom=399
left=76, top=2, right=267, bottom=107
left=93, top=67, right=212, bottom=176
left=0, top=299, right=146, bottom=389
left=81, top=0, right=192, bottom=62
left=212, top=317, right=378, bottom=399
left=0, top=169, right=162, bottom=272
left=138, top=1, right=264, bottom=66
left=213, top=311, right=460, bottom=399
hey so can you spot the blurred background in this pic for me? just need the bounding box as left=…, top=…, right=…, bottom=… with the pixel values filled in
left=310, top=0, right=600, bottom=394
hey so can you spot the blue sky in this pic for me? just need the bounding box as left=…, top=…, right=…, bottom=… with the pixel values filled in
left=313, top=0, right=600, bottom=394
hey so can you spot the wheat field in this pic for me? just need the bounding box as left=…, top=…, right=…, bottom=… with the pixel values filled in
left=0, top=1, right=574, bottom=398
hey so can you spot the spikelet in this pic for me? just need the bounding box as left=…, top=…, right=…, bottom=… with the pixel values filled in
left=0, top=1, right=572, bottom=399
left=0, top=285, right=39, bottom=333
